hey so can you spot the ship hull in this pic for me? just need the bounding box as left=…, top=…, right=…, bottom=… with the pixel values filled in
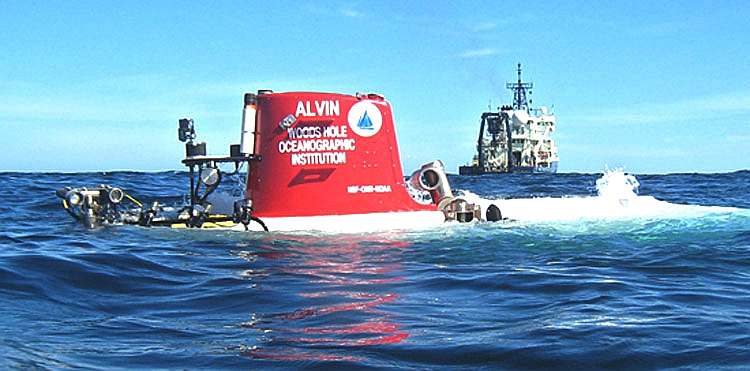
left=512, top=162, right=558, bottom=174
left=459, top=162, right=557, bottom=175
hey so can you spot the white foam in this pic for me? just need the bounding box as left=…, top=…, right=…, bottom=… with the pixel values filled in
left=460, top=169, right=739, bottom=223
left=595, top=169, right=640, bottom=200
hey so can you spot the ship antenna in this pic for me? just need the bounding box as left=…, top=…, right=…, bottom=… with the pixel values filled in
left=506, top=63, right=533, bottom=110
left=517, top=63, right=521, bottom=83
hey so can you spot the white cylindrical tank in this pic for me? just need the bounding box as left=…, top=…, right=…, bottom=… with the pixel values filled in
left=240, top=93, right=258, bottom=155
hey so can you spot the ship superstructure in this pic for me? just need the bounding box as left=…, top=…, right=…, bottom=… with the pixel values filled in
left=459, top=64, right=559, bottom=174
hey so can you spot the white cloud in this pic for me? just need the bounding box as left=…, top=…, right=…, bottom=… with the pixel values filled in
left=0, top=75, right=340, bottom=122
left=340, top=8, right=363, bottom=18
left=469, top=22, right=497, bottom=32
left=458, top=48, right=501, bottom=59
left=630, top=20, right=690, bottom=36
left=569, top=91, right=750, bottom=126
left=727, top=134, right=750, bottom=143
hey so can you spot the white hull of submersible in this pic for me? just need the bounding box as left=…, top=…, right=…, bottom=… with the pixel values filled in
left=228, top=210, right=447, bottom=233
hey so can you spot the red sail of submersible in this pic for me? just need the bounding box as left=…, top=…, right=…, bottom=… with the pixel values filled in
left=56, top=90, right=505, bottom=232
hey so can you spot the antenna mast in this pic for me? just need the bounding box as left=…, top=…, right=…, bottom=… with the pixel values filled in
left=506, top=63, right=533, bottom=110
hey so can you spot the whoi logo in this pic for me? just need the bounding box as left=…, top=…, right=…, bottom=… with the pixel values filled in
left=358, top=110, right=374, bottom=130
left=347, top=101, right=382, bottom=137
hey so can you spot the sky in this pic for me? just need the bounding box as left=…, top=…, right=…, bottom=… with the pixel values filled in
left=1, top=0, right=749, bottom=174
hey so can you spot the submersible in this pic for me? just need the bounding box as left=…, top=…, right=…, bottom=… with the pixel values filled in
left=57, top=91, right=505, bottom=232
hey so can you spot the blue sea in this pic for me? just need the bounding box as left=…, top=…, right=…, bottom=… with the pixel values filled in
left=1, top=171, right=749, bottom=369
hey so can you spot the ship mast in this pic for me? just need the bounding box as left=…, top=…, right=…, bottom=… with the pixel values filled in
left=505, top=63, right=533, bottom=110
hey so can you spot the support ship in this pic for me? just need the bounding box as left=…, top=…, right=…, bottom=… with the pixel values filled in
left=459, top=64, right=559, bottom=175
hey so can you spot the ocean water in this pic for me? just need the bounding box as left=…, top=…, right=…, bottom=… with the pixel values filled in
left=1, top=171, right=749, bottom=369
